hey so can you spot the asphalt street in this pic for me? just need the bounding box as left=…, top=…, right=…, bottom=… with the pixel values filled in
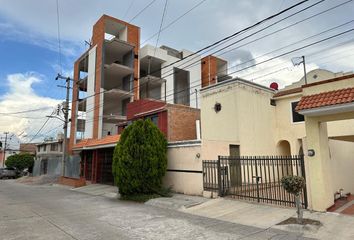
left=0, top=180, right=313, bottom=240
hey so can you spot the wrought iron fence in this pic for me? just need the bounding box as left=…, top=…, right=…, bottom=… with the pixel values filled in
left=202, top=155, right=308, bottom=208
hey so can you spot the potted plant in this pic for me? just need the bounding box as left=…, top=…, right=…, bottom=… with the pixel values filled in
left=281, top=175, right=306, bottom=224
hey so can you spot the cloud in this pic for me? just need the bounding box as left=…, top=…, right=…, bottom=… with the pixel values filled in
left=0, top=73, right=63, bottom=144
left=0, top=20, right=81, bottom=57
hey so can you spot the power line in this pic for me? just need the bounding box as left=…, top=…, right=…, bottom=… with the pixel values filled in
left=129, top=0, right=158, bottom=23
left=122, top=0, right=136, bottom=20
left=154, top=0, right=169, bottom=54
left=0, top=107, right=53, bottom=115
left=223, top=20, right=354, bottom=74
left=228, top=28, right=354, bottom=76
left=68, top=0, right=312, bottom=109
left=56, top=0, right=62, bottom=74
left=158, top=0, right=346, bottom=80
left=239, top=37, right=354, bottom=81
left=80, top=25, right=351, bottom=118
left=77, top=42, right=354, bottom=139
left=80, top=27, right=354, bottom=119
left=152, top=0, right=314, bottom=77
left=27, top=118, right=51, bottom=143
left=141, top=0, right=208, bottom=45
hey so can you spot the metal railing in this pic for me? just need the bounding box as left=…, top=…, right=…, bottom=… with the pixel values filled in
left=203, top=155, right=308, bottom=208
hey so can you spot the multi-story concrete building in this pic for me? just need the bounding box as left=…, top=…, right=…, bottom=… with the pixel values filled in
left=68, top=15, right=204, bottom=185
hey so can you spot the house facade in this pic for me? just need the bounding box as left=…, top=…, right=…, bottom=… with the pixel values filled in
left=200, top=69, right=354, bottom=211
left=33, top=136, right=65, bottom=176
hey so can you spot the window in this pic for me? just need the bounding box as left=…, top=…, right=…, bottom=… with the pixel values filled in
left=43, top=145, right=47, bottom=152
left=229, top=145, right=240, bottom=157
left=291, top=101, right=305, bottom=123
left=50, top=143, right=58, bottom=152
left=145, top=114, right=158, bottom=126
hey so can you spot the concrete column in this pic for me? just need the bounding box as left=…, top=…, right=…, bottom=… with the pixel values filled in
left=304, top=117, right=333, bottom=211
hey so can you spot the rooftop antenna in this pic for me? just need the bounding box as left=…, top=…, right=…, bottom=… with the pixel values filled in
left=292, top=56, right=307, bottom=85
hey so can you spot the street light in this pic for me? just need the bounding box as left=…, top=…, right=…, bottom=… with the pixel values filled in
left=292, top=56, right=307, bottom=85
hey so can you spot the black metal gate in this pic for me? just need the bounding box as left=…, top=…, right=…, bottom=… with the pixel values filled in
left=202, top=155, right=308, bottom=208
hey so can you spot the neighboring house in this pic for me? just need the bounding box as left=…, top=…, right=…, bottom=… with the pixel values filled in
left=200, top=68, right=354, bottom=212
left=0, top=149, right=20, bottom=167
left=19, top=143, right=37, bottom=155
left=72, top=98, right=201, bottom=185
left=32, top=135, right=66, bottom=176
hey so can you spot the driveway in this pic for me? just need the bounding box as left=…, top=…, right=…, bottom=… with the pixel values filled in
left=0, top=180, right=312, bottom=240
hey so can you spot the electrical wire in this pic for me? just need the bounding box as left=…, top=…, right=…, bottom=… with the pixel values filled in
left=158, top=0, right=349, bottom=80
left=0, top=107, right=53, bottom=115
left=79, top=13, right=353, bottom=114
left=122, top=0, right=136, bottom=20
left=68, top=0, right=313, bottom=108
left=27, top=118, right=51, bottom=143
left=129, top=0, right=158, bottom=23
left=56, top=0, right=62, bottom=75
left=79, top=27, right=354, bottom=120
left=154, top=0, right=169, bottom=55
left=141, top=0, right=208, bottom=45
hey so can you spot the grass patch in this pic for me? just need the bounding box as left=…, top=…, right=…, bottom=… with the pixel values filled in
left=119, top=187, right=173, bottom=203
left=120, top=193, right=162, bottom=203
left=277, top=217, right=322, bottom=226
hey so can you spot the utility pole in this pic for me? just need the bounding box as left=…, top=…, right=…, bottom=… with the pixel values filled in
left=55, top=73, right=72, bottom=177
left=2, top=132, right=9, bottom=167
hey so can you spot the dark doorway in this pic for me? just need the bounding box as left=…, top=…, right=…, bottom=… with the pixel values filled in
left=40, top=159, right=48, bottom=175
left=85, top=152, right=92, bottom=181
left=229, top=145, right=242, bottom=187
left=173, top=68, right=190, bottom=106
left=99, top=149, right=114, bottom=185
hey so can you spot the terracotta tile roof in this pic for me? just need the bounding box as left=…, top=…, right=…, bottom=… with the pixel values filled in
left=296, top=87, right=354, bottom=111
left=273, top=87, right=302, bottom=98
left=73, top=134, right=120, bottom=149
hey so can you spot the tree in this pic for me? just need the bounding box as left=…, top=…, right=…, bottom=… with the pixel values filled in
left=112, top=119, right=167, bottom=196
left=5, top=153, right=34, bottom=171
left=281, top=175, right=306, bottom=223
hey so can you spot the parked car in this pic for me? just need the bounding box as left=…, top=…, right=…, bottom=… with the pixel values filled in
left=0, top=167, right=18, bottom=179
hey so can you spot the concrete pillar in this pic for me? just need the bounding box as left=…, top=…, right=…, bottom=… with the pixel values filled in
left=304, top=117, right=333, bottom=211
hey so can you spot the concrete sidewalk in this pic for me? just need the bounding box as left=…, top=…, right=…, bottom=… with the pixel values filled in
left=71, top=184, right=119, bottom=198
left=71, top=184, right=354, bottom=239
left=179, top=198, right=354, bottom=240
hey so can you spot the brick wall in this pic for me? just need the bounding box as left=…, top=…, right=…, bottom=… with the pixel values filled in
left=58, top=176, right=86, bottom=188
left=126, top=99, right=166, bottom=120
left=201, top=55, right=217, bottom=88
left=167, top=104, right=200, bottom=141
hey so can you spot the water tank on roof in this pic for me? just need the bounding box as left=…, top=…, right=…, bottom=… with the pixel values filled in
left=270, top=82, right=279, bottom=90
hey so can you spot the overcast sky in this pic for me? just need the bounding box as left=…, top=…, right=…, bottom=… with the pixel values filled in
left=0, top=0, right=353, bottom=145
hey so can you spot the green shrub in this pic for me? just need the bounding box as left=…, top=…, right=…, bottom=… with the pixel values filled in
left=281, top=175, right=306, bottom=196
left=112, top=119, right=167, bottom=196
left=5, top=153, right=34, bottom=171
